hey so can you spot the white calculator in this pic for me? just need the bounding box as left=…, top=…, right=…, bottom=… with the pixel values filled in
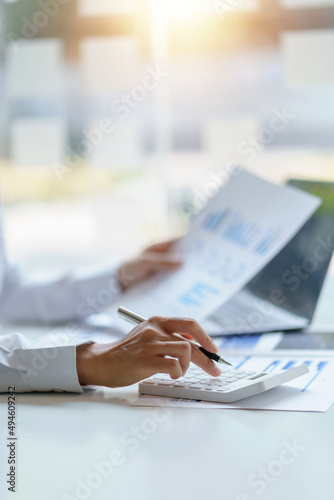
left=139, top=363, right=309, bottom=403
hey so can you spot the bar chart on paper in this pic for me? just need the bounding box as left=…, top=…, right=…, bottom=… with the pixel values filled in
left=230, top=355, right=329, bottom=394
left=210, top=354, right=334, bottom=412
left=222, top=213, right=260, bottom=248
left=179, top=282, right=219, bottom=308
left=111, top=170, right=320, bottom=323
left=203, top=209, right=230, bottom=232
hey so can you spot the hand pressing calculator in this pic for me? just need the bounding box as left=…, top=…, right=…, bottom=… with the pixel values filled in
left=139, top=364, right=309, bottom=403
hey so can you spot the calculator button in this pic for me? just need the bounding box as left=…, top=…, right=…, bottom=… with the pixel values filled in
left=189, top=385, right=202, bottom=389
left=143, top=380, right=155, bottom=385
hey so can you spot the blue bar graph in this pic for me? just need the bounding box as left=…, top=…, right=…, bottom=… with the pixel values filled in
left=263, top=360, right=282, bottom=373
left=223, top=214, right=260, bottom=248
left=203, top=210, right=229, bottom=232
left=234, top=356, right=251, bottom=370
left=282, top=360, right=296, bottom=370
left=179, top=282, right=219, bottom=308
left=301, top=361, right=328, bottom=393
left=179, top=296, right=201, bottom=307
left=254, top=228, right=281, bottom=255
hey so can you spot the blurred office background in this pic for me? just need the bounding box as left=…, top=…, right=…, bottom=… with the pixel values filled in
left=0, top=0, right=333, bottom=277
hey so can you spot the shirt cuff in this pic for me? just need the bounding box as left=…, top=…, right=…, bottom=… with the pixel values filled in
left=3, top=333, right=90, bottom=393
left=20, top=344, right=84, bottom=393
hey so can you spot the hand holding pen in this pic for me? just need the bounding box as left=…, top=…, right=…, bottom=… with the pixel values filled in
left=76, top=312, right=231, bottom=388
left=118, top=307, right=232, bottom=367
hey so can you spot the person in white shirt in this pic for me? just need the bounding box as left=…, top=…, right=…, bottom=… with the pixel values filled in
left=0, top=213, right=221, bottom=393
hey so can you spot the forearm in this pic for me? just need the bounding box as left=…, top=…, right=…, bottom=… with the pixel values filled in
left=0, top=316, right=221, bottom=393
left=0, top=265, right=122, bottom=325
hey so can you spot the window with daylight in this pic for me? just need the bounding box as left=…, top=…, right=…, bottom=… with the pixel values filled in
left=0, top=0, right=334, bottom=274
left=0, top=0, right=333, bottom=182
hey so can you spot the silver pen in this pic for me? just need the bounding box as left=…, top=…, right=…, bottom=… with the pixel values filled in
left=118, top=306, right=232, bottom=367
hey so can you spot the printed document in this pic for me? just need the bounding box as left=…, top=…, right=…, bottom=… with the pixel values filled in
left=111, top=169, right=320, bottom=323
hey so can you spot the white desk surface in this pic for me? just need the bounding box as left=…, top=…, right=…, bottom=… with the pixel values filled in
left=1, top=277, right=334, bottom=500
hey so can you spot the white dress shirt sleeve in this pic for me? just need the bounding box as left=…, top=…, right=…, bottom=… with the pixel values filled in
left=0, top=263, right=122, bottom=324
left=0, top=332, right=86, bottom=393
left=0, top=207, right=121, bottom=392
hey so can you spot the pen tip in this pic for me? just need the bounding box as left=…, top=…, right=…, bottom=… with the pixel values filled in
left=220, top=359, right=233, bottom=366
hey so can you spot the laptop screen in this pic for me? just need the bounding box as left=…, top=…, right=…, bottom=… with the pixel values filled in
left=244, top=180, right=334, bottom=322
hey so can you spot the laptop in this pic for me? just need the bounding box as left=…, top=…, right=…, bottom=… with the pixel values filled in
left=204, top=179, right=334, bottom=336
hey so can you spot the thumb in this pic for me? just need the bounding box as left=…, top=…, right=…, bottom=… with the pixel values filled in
left=145, top=238, right=180, bottom=253
left=144, top=252, right=183, bottom=269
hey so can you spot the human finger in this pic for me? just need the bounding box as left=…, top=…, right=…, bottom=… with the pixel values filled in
left=149, top=356, right=183, bottom=380
left=189, top=344, right=222, bottom=377
left=149, top=316, right=219, bottom=354
left=152, top=340, right=191, bottom=375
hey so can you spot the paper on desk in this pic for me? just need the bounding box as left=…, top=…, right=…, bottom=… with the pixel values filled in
left=132, top=354, right=334, bottom=413
left=111, top=169, right=320, bottom=324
